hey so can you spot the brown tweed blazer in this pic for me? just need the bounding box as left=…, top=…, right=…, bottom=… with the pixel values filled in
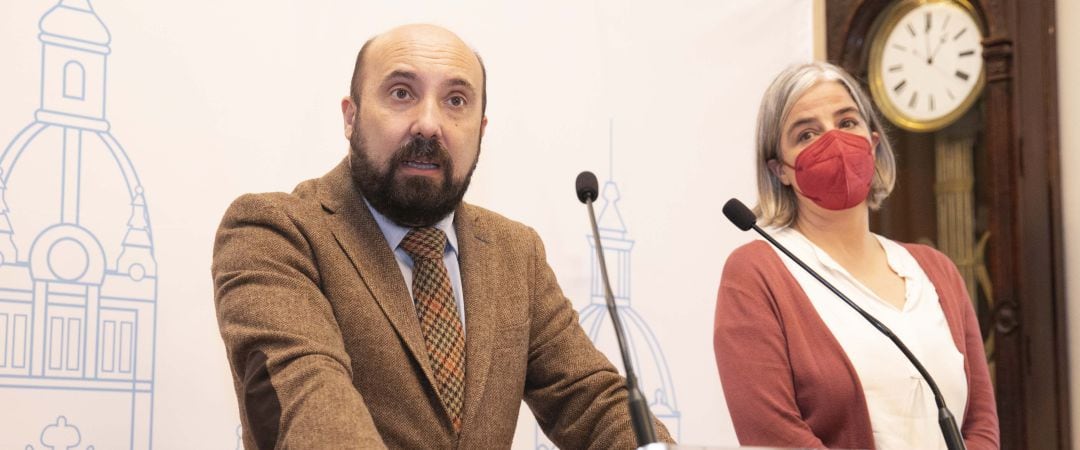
left=213, top=159, right=672, bottom=449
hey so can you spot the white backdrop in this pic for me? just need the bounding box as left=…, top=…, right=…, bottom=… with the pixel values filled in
left=0, top=1, right=812, bottom=448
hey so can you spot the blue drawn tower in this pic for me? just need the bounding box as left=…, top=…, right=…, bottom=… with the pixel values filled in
left=535, top=124, right=680, bottom=448
left=0, top=1, right=157, bottom=449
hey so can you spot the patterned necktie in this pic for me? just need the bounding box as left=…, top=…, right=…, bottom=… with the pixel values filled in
left=400, top=227, right=466, bottom=432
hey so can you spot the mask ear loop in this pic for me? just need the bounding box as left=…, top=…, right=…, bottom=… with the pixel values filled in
left=771, top=157, right=808, bottom=198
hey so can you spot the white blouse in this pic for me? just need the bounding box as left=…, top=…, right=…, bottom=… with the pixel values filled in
left=768, top=227, right=968, bottom=450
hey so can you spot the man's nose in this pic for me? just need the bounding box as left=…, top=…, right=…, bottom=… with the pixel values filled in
left=410, top=98, right=443, bottom=140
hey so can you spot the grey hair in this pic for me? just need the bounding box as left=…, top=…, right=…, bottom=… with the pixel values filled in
left=753, top=61, right=896, bottom=228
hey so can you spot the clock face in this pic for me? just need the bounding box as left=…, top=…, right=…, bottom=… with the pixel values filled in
left=869, top=0, right=985, bottom=131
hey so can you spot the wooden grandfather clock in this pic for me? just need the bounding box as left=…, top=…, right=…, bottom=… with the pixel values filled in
left=826, top=0, right=1068, bottom=449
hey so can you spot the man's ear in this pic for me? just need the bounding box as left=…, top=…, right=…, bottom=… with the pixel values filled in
left=480, top=115, right=488, bottom=140
left=341, top=96, right=356, bottom=140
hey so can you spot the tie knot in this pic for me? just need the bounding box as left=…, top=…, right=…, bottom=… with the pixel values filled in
left=401, top=227, right=447, bottom=261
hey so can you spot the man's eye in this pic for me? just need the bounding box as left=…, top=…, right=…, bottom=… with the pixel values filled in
left=391, top=88, right=411, bottom=100
left=448, top=96, right=466, bottom=107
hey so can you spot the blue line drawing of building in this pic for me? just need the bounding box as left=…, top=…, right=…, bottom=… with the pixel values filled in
left=0, top=1, right=157, bottom=448
left=535, top=122, right=680, bottom=448
left=24, top=415, right=98, bottom=450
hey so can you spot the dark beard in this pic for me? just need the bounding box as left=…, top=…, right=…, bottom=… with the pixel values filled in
left=349, top=131, right=478, bottom=228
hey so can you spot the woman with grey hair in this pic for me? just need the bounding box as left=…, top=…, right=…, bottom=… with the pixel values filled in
left=712, top=62, right=998, bottom=450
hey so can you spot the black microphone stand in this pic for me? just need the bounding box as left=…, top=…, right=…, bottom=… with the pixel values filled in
left=579, top=173, right=657, bottom=447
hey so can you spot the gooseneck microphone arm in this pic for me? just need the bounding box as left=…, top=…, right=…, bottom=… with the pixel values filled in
left=721, top=198, right=966, bottom=450
left=576, top=171, right=657, bottom=447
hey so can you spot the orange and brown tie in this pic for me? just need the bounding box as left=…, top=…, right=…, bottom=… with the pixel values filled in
left=400, top=227, right=466, bottom=431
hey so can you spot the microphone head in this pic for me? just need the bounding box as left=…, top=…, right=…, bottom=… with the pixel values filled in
left=575, top=171, right=599, bottom=203
left=723, top=198, right=757, bottom=231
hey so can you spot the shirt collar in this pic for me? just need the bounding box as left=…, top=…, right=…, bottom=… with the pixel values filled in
left=874, top=235, right=919, bottom=279
left=777, top=227, right=916, bottom=281
left=364, top=199, right=458, bottom=255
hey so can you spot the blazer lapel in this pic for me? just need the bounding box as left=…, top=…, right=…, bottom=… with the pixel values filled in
left=454, top=204, right=500, bottom=433
left=315, top=159, right=437, bottom=389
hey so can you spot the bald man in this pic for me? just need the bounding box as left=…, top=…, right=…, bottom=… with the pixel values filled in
left=212, top=24, right=673, bottom=449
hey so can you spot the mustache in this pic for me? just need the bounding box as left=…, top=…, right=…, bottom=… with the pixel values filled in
left=391, top=135, right=451, bottom=168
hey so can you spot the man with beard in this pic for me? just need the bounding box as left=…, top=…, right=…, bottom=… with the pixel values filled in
left=212, top=24, right=672, bottom=449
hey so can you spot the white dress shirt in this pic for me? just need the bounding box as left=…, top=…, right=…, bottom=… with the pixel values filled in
left=768, top=227, right=968, bottom=450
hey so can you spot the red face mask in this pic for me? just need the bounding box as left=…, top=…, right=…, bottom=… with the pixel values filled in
left=782, top=129, right=876, bottom=211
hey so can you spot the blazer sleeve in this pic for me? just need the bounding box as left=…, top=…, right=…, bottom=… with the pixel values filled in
left=713, top=247, right=827, bottom=448
left=212, top=194, right=387, bottom=449
left=519, top=228, right=674, bottom=450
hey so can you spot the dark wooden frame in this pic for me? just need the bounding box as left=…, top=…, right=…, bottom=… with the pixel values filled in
left=825, top=1, right=1069, bottom=449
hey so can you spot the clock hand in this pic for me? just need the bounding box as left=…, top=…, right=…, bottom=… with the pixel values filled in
left=925, top=30, right=933, bottom=65
left=929, top=34, right=948, bottom=64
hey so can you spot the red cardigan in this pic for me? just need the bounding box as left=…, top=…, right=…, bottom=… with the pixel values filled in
left=713, top=240, right=999, bottom=450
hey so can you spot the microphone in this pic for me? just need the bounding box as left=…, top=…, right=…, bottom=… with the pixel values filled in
left=575, top=171, right=657, bottom=447
left=721, top=198, right=966, bottom=450
left=576, top=171, right=599, bottom=203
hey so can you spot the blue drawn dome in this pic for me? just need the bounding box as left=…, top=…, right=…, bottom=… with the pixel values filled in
left=579, top=304, right=681, bottom=418
left=38, top=0, right=111, bottom=46
left=2, top=124, right=151, bottom=279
